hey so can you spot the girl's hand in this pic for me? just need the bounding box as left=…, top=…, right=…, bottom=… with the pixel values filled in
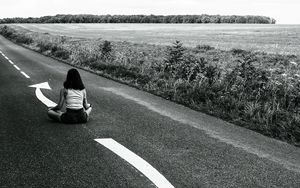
left=85, top=103, right=92, bottom=109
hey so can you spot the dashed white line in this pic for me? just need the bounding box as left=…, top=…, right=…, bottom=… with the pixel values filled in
left=13, top=65, right=21, bottom=71
left=95, top=138, right=174, bottom=188
left=21, top=71, right=30, bottom=79
left=8, top=60, right=14, bottom=65
left=1, top=52, right=31, bottom=80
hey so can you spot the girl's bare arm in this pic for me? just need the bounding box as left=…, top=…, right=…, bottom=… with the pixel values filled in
left=83, top=89, right=91, bottom=109
left=50, top=88, right=65, bottom=111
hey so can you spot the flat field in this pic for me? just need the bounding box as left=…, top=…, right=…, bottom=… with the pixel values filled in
left=12, top=23, right=300, bottom=55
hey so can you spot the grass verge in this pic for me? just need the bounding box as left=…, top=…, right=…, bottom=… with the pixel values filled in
left=1, top=25, right=299, bottom=146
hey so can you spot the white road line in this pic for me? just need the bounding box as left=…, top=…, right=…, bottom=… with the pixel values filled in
left=8, top=60, right=14, bottom=65
left=3, top=57, right=29, bottom=79
left=95, top=138, right=174, bottom=188
left=20, top=71, right=30, bottom=79
left=13, top=65, right=20, bottom=71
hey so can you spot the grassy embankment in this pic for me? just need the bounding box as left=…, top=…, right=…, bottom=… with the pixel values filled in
left=1, top=25, right=299, bottom=146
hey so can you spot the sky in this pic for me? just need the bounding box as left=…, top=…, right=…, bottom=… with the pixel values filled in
left=0, top=0, right=299, bottom=24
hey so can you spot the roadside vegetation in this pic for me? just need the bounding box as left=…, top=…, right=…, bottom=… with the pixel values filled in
left=1, top=25, right=299, bottom=146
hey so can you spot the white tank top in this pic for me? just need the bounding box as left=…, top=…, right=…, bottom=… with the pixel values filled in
left=65, top=89, right=86, bottom=110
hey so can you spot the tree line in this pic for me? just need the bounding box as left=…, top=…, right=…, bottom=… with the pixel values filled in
left=0, top=14, right=276, bottom=24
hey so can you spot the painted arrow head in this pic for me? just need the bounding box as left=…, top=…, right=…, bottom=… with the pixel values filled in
left=29, top=82, right=52, bottom=90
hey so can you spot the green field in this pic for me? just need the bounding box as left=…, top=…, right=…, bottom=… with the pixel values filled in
left=12, top=23, right=300, bottom=55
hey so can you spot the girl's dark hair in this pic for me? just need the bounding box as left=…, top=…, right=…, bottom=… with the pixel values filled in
left=63, top=69, right=85, bottom=90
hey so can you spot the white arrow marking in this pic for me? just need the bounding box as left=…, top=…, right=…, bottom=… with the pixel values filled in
left=95, top=138, right=174, bottom=188
left=29, top=82, right=57, bottom=107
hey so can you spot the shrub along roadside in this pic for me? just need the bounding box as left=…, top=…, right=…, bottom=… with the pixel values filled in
left=1, top=25, right=299, bottom=146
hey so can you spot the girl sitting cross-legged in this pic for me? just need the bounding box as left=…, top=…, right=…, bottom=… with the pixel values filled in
left=48, top=68, right=92, bottom=124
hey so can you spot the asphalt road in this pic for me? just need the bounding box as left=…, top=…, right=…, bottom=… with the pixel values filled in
left=1, top=35, right=300, bottom=187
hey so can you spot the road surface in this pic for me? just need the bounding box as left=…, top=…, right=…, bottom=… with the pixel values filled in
left=1, top=35, right=300, bottom=187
